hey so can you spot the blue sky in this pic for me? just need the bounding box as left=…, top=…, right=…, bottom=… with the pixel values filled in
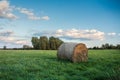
left=0, top=0, right=120, bottom=48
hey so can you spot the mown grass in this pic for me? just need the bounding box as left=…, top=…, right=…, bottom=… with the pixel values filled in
left=0, top=50, right=120, bottom=80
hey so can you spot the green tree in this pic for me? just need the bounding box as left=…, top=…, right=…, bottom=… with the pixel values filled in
left=101, top=43, right=118, bottom=49
left=31, top=36, right=63, bottom=50
left=39, top=36, right=49, bottom=50
left=104, top=43, right=109, bottom=49
left=101, top=44, right=105, bottom=49
left=101, top=43, right=109, bottom=49
left=55, top=38, right=63, bottom=49
left=49, top=36, right=56, bottom=50
left=116, top=44, right=120, bottom=49
left=3, top=46, right=7, bottom=50
left=31, top=37, right=39, bottom=49
left=49, top=36, right=63, bottom=50
left=109, top=44, right=116, bottom=49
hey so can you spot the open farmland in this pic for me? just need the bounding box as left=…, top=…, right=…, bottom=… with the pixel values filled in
left=0, top=50, right=120, bottom=80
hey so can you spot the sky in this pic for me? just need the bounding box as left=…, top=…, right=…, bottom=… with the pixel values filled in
left=0, top=0, right=120, bottom=48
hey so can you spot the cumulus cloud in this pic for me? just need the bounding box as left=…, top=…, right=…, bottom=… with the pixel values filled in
left=16, top=7, right=50, bottom=20
left=0, top=36, right=28, bottom=45
left=33, top=29, right=105, bottom=41
left=17, top=8, right=40, bottom=20
left=0, top=0, right=17, bottom=19
left=55, top=29, right=105, bottom=40
left=107, top=32, right=116, bottom=36
left=0, top=0, right=50, bottom=20
left=0, top=30, right=29, bottom=45
left=41, top=16, right=50, bottom=20
left=14, top=40, right=29, bottom=45
left=0, top=30, right=14, bottom=36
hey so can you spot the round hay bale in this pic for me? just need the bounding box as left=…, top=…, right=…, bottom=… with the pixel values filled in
left=57, top=42, right=88, bottom=63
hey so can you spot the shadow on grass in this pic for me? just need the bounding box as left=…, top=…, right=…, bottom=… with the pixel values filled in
left=57, top=59, right=72, bottom=63
left=45, top=56, right=95, bottom=64
left=46, top=56, right=71, bottom=63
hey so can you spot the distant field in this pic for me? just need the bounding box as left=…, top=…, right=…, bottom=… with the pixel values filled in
left=0, top=50, right=120, bottom=80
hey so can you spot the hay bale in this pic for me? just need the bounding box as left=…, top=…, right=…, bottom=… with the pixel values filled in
left=57, top=42, right=88, bottom=63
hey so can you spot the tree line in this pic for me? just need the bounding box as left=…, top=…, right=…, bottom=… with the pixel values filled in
left=31, top=36, right=64, bottom=50
left=2, top=40, right=120, bottom=50
left=90, top=43, right=120, bottom=49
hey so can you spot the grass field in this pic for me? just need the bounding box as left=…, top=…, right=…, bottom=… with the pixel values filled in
left=0, top=50, right=120, bottom=80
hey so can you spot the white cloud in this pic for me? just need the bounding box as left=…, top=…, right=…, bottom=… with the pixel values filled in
left=0, top=36, right=28, bottom=45
left=0, top=30, right=14, bottom=36
left=17, top=7, right=49, bottom=20
left=41, top=16, right=50, bottom=20
left=19, top=8, right=34, bottom=16
left=108, top=32, right=116, bottom=36
left=18, top=8, right=40, bottom=20
left=0, top=0, right=49, bottom=20
left=28, top=16, right=40, bottom=20
left=33, top=29, right=105, bottom=41
left=0, top=0, right=17, bottom=19
left=56, top=29, right=105, bottom=40
left=14, top=40, right=28, bottom=45
left=0, top=30, right=29, bottom=45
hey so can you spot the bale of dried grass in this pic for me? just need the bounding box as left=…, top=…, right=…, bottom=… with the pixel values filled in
left=57, top=42, right=88, bottom=63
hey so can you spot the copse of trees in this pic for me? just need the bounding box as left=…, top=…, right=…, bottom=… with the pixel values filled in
left=31, top=36, right=63, bottom=50
left=101, top=43, right=120, bottom=49
left=90, top=43, right=120, bottom=49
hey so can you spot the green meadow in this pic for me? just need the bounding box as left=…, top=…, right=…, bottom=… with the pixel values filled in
left=0, top=50, right=120, bottom=80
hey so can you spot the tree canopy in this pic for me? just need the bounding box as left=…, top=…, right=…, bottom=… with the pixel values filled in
left=31, top=36, right=63, bottom=50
